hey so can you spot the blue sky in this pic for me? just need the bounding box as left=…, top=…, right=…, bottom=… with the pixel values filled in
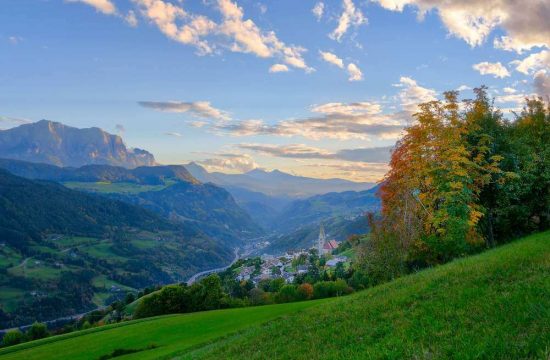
left=1, top=0, right=548, bottom=181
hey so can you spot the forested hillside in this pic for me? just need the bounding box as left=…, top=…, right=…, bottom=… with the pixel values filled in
left=0, top=170, right=232, bottom=328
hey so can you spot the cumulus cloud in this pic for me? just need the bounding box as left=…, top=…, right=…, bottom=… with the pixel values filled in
left=457, top=85, right=471, bottom=91
left=373, top=0, right=550, bottom=53
left=312, top=2, right=325, bottom=21
left=132, top=0, right=312, bottom=71
left=330, top=0, right=366, bottom=42
left=238, top=143, right=393, bottom=163
left=199, top=153, right=258, bottom=173
left=533, top=70, right=550, bottom=96
left=347, top=63, right=363, bottom=81
left=503, top=87, right=517, bottom=94
left=396, top=76, right=437, bottom=113
left=512, top=50, right=550, bottom=75
left=472, top=62, right=511, bottom=78
left=269, top=64, right=289, bottom=73
left=138, top=101, right=231, bottom=121
left=319, top=51, right=344, bottom=68
left=66, top=0, right=117, bottom=15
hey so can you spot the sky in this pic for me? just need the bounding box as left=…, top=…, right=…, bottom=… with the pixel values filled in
left=0, top=0, right=548, bottom=182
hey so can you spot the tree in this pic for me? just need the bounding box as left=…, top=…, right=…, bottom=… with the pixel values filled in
left=276, top=285, right=298, bottom=303
left=297, top=283, right=313, bottom=300
left=2, top=329, right=24, bottom=347
left=26, top=322, right=49, bottom=341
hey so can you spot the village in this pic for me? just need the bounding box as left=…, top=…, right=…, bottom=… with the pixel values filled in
left=233, top=225, right=350, bottom=285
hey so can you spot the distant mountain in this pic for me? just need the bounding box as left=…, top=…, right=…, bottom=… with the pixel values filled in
left=0, top=120, right=155, bottom=168
left=0, top=158, right=263, bottom=245
left=273, top=186, right=381, bottom=233
left=0, top=169, right=232, bottom=328
left=185, top=162, right=375, bottom=199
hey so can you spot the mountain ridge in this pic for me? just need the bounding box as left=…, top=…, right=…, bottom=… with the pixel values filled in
left=0, top=120, right=156, bottom=168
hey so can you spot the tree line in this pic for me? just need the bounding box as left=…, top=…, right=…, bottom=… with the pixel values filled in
left=357, top=88, right=549, bottom=285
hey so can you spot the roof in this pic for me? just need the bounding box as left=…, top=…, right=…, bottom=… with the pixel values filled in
left=323, top=240, right=339, bottom=250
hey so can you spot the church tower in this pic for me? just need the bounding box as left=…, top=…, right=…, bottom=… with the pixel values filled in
left=317, top=223, right=326, bottom=255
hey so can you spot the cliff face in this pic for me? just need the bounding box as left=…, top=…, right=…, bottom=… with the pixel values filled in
left=0, top=120, right=156, bottom=168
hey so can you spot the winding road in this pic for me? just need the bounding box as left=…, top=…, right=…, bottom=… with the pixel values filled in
left=186, top=248, right=240, bottom=285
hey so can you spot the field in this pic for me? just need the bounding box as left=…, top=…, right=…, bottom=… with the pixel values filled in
left=0, top=300, right=330, bottom=360
left=62, top=181, right=174, bottom=194
left=1, top=231, right=548, bottom=359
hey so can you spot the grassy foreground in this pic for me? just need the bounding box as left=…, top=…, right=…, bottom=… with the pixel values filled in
left=1, top=231, right=549, bottom=359
left=186, top=231, right=550, bottom=359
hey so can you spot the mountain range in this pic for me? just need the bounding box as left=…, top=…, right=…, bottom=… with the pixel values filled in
left=0, top=120, right=155, bottom=168
left=0, top=158, right=262, bottom=245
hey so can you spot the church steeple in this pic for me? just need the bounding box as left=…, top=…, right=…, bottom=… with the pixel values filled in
left=317, top=223, right=326, bottom=255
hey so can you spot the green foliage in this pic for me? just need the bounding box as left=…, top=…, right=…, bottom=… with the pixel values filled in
left=1, top=330, right=24, bottom=347
left=312, top=280, right=350, bottom=299
left=26, top=322, right=49, bottom=341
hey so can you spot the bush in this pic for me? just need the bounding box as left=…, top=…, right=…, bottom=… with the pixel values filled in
left=313, top=280, right=352, bottom=299
left=2, top=329, right=24, bottom=347
left=297, top=283, right=313, bottom=300
left=276, top=285, right=299, bottom=303
left=26, top=322, right=49, bottom=341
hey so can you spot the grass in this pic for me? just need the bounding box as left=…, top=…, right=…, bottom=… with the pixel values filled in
left=186, top=231, right=550, bottom=359
left=1, top=231, right=548, bottom=360
left=63, top=181, right=174, bottom=194
left=0, top=300, right=330, bottom=360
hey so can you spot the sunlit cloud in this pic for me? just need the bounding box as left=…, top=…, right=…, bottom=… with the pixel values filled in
left=319, top=51, right=344, bottom=69
left=374, top=0, right=549, bottom=53
left=66, top=0, right=117, bottom=15
left=138, top=101, right=231, bottom=121
left=472, top=62, right=511, bottom=78
left=269, top=64, right=289, bottom=73
left=347, top=63, right=363, bottom=81
left=330, top=0, right=366, bottom=42
left=312, top=2, right=325, bottom=21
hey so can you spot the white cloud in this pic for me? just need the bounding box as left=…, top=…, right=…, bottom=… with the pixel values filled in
left=330, top=0, right=366, bottom=42
left=133, top=0, right=313, bottom=70
left=512, top=50, right=550, bottom=75
left=503, top=87, right=516, bottom=94
left=311, top=102, right=382, bottom=116
left=397, top=76, right=437, bottom=113
left=533, top=70, right=550, bottom=96
left=199, top=153, right=258, bottom=173
left=66, top=0, right=117, bottom=15
left=164, top=131, right=182, bottom=137
left=124, top=10, right=139, bottom=27
left=373, top=0, right=550, bottom=53
left=347, top=63, right=363, bottom=81
left=138, top=101, right=231, bottom=121
left=312, top=2, right=325, bottom=21
left=319, top=51, right=344, bottom=68
left=472, top=62, right=511, bottom=78
left=457, top=85, right=471, bottom=91
left=269, top=64, right=289, bottom=73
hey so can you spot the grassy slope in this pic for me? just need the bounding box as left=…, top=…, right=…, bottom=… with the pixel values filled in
left=186, top=231, right=550, bottom=359
left=0, top=300, right=331, bottom=360
left=1, top=232, right=548, bottom=360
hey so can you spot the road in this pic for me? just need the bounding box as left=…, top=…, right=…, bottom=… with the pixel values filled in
left=186, top=248, right=240, bottom=285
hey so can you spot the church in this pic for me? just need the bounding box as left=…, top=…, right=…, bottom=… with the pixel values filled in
left=317, top=224, right=339, bottom=255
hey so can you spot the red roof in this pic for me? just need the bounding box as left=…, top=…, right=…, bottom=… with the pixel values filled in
left=323, top=240, right=339, bottom=250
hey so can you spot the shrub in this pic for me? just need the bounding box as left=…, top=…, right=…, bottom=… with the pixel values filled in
left=26, top=322, right=49, bottom=341
left=2, top=329, right=24, bottom=347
